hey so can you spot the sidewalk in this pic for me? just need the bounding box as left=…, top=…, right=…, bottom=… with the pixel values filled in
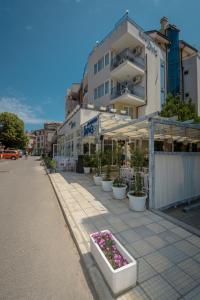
left=50, top=172, right=200, bottom=299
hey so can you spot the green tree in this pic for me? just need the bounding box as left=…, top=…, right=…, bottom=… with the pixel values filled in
left=161, top=93, right=200, bottom=123
left=0, top=112, right=28, bottom=149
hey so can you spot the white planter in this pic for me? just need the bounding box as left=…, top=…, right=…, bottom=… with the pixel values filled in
left=102, top=180, right=113, bottom=192
left=93, top=175, right=103, bottom=186
left=128, top=192, right=147, bottom=212
left=83, top=167, right=90, bottom=174
left=112, top=185, right=127, bottom=200
left=90, top=230, right=137, bottom=295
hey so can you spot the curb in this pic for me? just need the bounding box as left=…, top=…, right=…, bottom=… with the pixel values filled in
left=46, top=168, right=114, bottom=300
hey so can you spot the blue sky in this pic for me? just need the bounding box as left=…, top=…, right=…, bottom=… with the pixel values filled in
left=0, top=0, right=200, bottom=130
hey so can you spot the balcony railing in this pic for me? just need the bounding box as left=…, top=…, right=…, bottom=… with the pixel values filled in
left=111, top=48, right=145, bottom=71
left=111, top=82, right=145, bottom=100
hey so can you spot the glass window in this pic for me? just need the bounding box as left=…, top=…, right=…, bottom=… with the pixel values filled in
left=94, top=63, right=97, bottom=74
left=98, top=84, right=104, bottom=98
left=105, top=53, right=109, bottom=66
left=94, top=88, right=98, bottom=100
left=105, top=81, right=109, bottom=94
left=98, top=57, right=104, bottom=72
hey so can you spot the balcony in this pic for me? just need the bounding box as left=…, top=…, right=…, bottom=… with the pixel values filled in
left=110, top=82, right=145, bottom=106
left=111, top=48, right=145, bottom=81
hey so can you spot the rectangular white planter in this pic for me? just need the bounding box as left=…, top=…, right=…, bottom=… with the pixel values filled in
left=90, top=230, right=137, bottom=295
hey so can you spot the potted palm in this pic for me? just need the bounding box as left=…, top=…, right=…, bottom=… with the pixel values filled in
left=93, top=151, right=104, bottom=186
left=83, top=155, right=91, bottom=174
left=127, top=148, right=147, bottom=211
left=112, top=144, right=127, bottom=200
left=101, top=152, right=113, bottom=192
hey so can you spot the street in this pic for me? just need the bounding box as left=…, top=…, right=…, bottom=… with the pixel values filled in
left=0, top=157, right=94, bottom=300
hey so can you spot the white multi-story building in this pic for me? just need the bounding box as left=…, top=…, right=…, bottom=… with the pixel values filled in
left=59, top=13, right=200, bottom=160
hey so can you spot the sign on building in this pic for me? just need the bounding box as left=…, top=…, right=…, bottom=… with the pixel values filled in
left=82, top=116, right=99, bottom=136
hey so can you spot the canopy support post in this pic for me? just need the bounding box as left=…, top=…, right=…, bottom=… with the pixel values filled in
left=149, top=118, right=155, bottom=209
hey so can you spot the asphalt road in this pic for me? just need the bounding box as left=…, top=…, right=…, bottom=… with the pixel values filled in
left=0, top=157, right=94, bottom=300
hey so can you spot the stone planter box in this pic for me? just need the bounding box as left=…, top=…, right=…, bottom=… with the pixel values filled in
left=90, top=230, right=137, bottom=295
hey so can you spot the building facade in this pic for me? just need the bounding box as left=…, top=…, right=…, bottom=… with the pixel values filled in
left=32, top=122, right=62, bottom=156
left=57, top=13, right=200, bottom=161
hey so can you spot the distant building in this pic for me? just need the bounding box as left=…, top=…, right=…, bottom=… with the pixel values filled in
left=32, top=122, right=62, bottom=156
left=26, top=132, right=36, bottom=154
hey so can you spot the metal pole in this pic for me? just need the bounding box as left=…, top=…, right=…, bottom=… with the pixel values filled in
left=149, top=118, right=155, bottom=209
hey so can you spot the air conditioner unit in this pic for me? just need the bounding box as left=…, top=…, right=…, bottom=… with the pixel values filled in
left=133, top=75, right=142, bottom=85
left=133, top=46, right=142, bottom=56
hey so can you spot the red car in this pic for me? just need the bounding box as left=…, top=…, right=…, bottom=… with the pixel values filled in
left=0, top=150, right=19, bottom=160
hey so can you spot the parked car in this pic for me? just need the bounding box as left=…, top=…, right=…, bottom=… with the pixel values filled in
left=0, top=150, right=19, bottom=160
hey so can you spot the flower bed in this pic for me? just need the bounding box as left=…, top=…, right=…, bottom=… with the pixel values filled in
left=91, top=231, right=128, bottom=270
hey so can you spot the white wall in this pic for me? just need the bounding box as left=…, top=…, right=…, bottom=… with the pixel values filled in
left=154, top=152, right=200, bottom=209
left=86, top=19, right=165, bottom=115
left=183, top=55, right=198, bottom=108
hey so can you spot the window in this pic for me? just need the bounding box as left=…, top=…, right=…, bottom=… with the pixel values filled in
left=94, top=63, right=97, bottom=74
left=97, top=57, right=104, bottom=72
left=94, top=88, right=98, bottom=100
left=184, top=70, right=189, bottom=75
left=160, top=59, right=166, bottom=106
left=97, top=84, right=104, bottom=98
left=185, top=92, right=189, bottom=98
left=105, top=81, right=109, bottom=94
left=105, top=53, right=109, bottom=66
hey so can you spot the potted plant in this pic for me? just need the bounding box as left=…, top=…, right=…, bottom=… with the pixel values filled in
left=112, top=177, right=127, bottom=200
left=127, top=148, right=147, bottom=211
left=93, top=152, right=104, bottom=186
left=90, top=230, right=137, bottom=295
left=101, top=152, right=113, bottom=192
left=49, top=159, right=56, bottom=173
left=83, top=155, right=91, bottom=174
left=112, top=143, right=127, bottom=199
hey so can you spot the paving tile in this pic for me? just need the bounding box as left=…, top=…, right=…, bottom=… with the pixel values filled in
left=174, top=240, right=200, bottom=256
left=144, top=251, right=173, bottom=273
left=118, top=285, right=149, bottom=300
left=145, top=235, right=167, bottom=249
left=124, top=244, right=141, bottom=259
left=193, top=252, right=200, bottom=263
left=159, top=244, right=189, bottom=264
left=115, top=233, right=128, bottom=246
left=187, top=235, right=200, bottom=249
left=131, top=240, right=154, bottom=256
left=133, top=226, right=155, bottom=238
left=141, top=275, right=179, bottom=300
left=123, top=218, right=144, bottom=228
left=109, top=206, right=130, bottom=215
left=158, top=219, right=176, bottom=230
left=178, top=258, right=200, bottom=282
left=171, top=226, right=192, bottom=239
left=184, top=285, right=200, bottom=300
left=161, top=265, right=198, bottom=295
left=146, top=222, right=166, bottom=234
left=119, top=229, right=141, bottom=243
left=159, top=230, right=182, bottom=244
left=104, top=215, right=128, bottom=232
left=137, top=258, right=157, bottom=283
left=149, top=212, right=163, bottom=222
